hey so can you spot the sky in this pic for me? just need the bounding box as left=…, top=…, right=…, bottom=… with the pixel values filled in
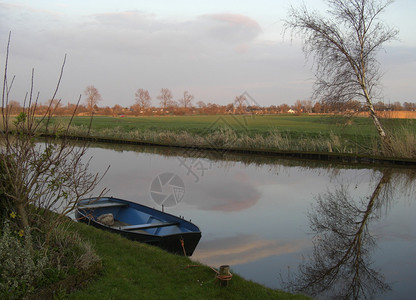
left=1, top=0, right=415, bottom=108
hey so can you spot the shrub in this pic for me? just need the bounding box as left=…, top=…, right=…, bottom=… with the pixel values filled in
left=0, top=221, right=48, bottom=299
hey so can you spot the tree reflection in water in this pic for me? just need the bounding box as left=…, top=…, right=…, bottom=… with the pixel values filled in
left=284, top=170, right=394, bottom=299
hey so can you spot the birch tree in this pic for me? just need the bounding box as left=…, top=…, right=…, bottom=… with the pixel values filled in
left=284, top=0, right=398, bottom=152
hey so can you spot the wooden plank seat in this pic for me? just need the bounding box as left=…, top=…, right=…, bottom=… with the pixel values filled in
left=78, top=202, right=128, bottom=209
left=120, top=222, right=179, bottom=231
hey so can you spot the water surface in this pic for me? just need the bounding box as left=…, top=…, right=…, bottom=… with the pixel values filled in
left=84, top=143, right=416, bottom=299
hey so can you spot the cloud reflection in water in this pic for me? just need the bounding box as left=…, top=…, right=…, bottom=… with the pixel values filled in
left=188, top=172, right=261, bottom=212
left=193, top=234, right=309, bottom=266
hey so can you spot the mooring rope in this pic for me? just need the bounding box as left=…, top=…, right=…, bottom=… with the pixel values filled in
left=216, top=272, right=233, bottom=282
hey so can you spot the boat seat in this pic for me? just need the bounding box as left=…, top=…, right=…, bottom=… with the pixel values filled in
left=120, top=222, right=179, bottom=231
left=78, top=202, right=128, bottom=209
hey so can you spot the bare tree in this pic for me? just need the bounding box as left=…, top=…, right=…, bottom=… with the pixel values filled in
left=46, top=98, right=63, bottom=116
left=196, top=100, right=206, bottom=109
left=403, top=102, right=416, bottom=111
left=279, top=103, right=290, bottom=113
left=112, top=104, right=123, bottom=116
left=234, top=94, right=247, bottom=114
left=293, top=100, right=302, bottom=114
left=284, top=0, right=398, bottom=152
left=134, top=88, right=152, bottom=110
left=178, top=91, right=194, bottom=111
left=84, top=85, right=102, bottom=114
left=302, top=100, right=313, bottom=113
left=6, top=100, right=22, bottom=114
left=157, top=88, right=173, bottom=110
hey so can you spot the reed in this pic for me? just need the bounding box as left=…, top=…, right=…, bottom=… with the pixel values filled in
left=67, top=125, right=360, bottom=154
left=387, top=126, right=416, bottom=158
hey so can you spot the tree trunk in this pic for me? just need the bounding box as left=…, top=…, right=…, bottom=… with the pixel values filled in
left=16, top=201, right=29, bottom=229
left=368, top=105, right=392, bottom=154
left=364, top=87, right=392, bottom=155
left=368, top=105, right=385, bottom=137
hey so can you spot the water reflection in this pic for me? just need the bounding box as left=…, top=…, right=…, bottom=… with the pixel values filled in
left=283, top=169, right=416, bottom=299
left=79, top=140, right=368, bottom=171
left=194, top=234, right=308, bottom=267
left=74, top=141, right=416, bottom=299
left=184, top=171, right=262, bottom=212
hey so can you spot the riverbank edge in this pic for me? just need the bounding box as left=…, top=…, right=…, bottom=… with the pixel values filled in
left=41, top=133, right=416, bottom=167
left=62, top=220, right=310, bottom=299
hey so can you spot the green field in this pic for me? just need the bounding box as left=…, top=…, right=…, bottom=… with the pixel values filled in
left=47, top=114, right=416, bottom=158
left=65, top=114, right=378, bottom=136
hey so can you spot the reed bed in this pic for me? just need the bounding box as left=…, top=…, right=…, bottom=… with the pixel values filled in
left=67, top=125, right=360, bottom=155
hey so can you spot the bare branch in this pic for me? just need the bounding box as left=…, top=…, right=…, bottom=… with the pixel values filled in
left=284, top=0, right=398, bottom=148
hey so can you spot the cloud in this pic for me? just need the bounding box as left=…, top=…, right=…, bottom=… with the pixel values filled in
left=89, top=10, right=157, bottom=30
left=0, top=2, right=63, bottom=16
left=4, top=3, right=413, bottom=107
left=200, top=13, right=262, bottom=45
left=0, top=4, right=314, bottom=106
left=64, top=11, right=263, bottom=57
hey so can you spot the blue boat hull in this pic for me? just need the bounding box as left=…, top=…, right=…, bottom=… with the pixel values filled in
left=76, top=197, right=201, bottom=256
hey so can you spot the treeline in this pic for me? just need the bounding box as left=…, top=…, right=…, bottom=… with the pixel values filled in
left=5, top=86, right=416, bottom=116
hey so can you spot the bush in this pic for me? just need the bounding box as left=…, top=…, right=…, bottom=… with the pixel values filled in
left=0, top=221, right=48, bottom=299
left=1, top=37, right=103, bottom=298
left=0, top=219, right=101, bottom=299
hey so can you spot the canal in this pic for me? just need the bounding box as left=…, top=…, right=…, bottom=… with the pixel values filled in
left=83, top=142, right=416, bottom=299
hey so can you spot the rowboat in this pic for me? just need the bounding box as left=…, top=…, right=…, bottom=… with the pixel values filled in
left=76, top=197, right=201, bottom=256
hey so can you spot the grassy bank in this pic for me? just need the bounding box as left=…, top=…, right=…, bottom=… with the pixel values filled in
left=66, top=221, right=308, bottom=299
left=49, top=115, right=416, bottom=159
